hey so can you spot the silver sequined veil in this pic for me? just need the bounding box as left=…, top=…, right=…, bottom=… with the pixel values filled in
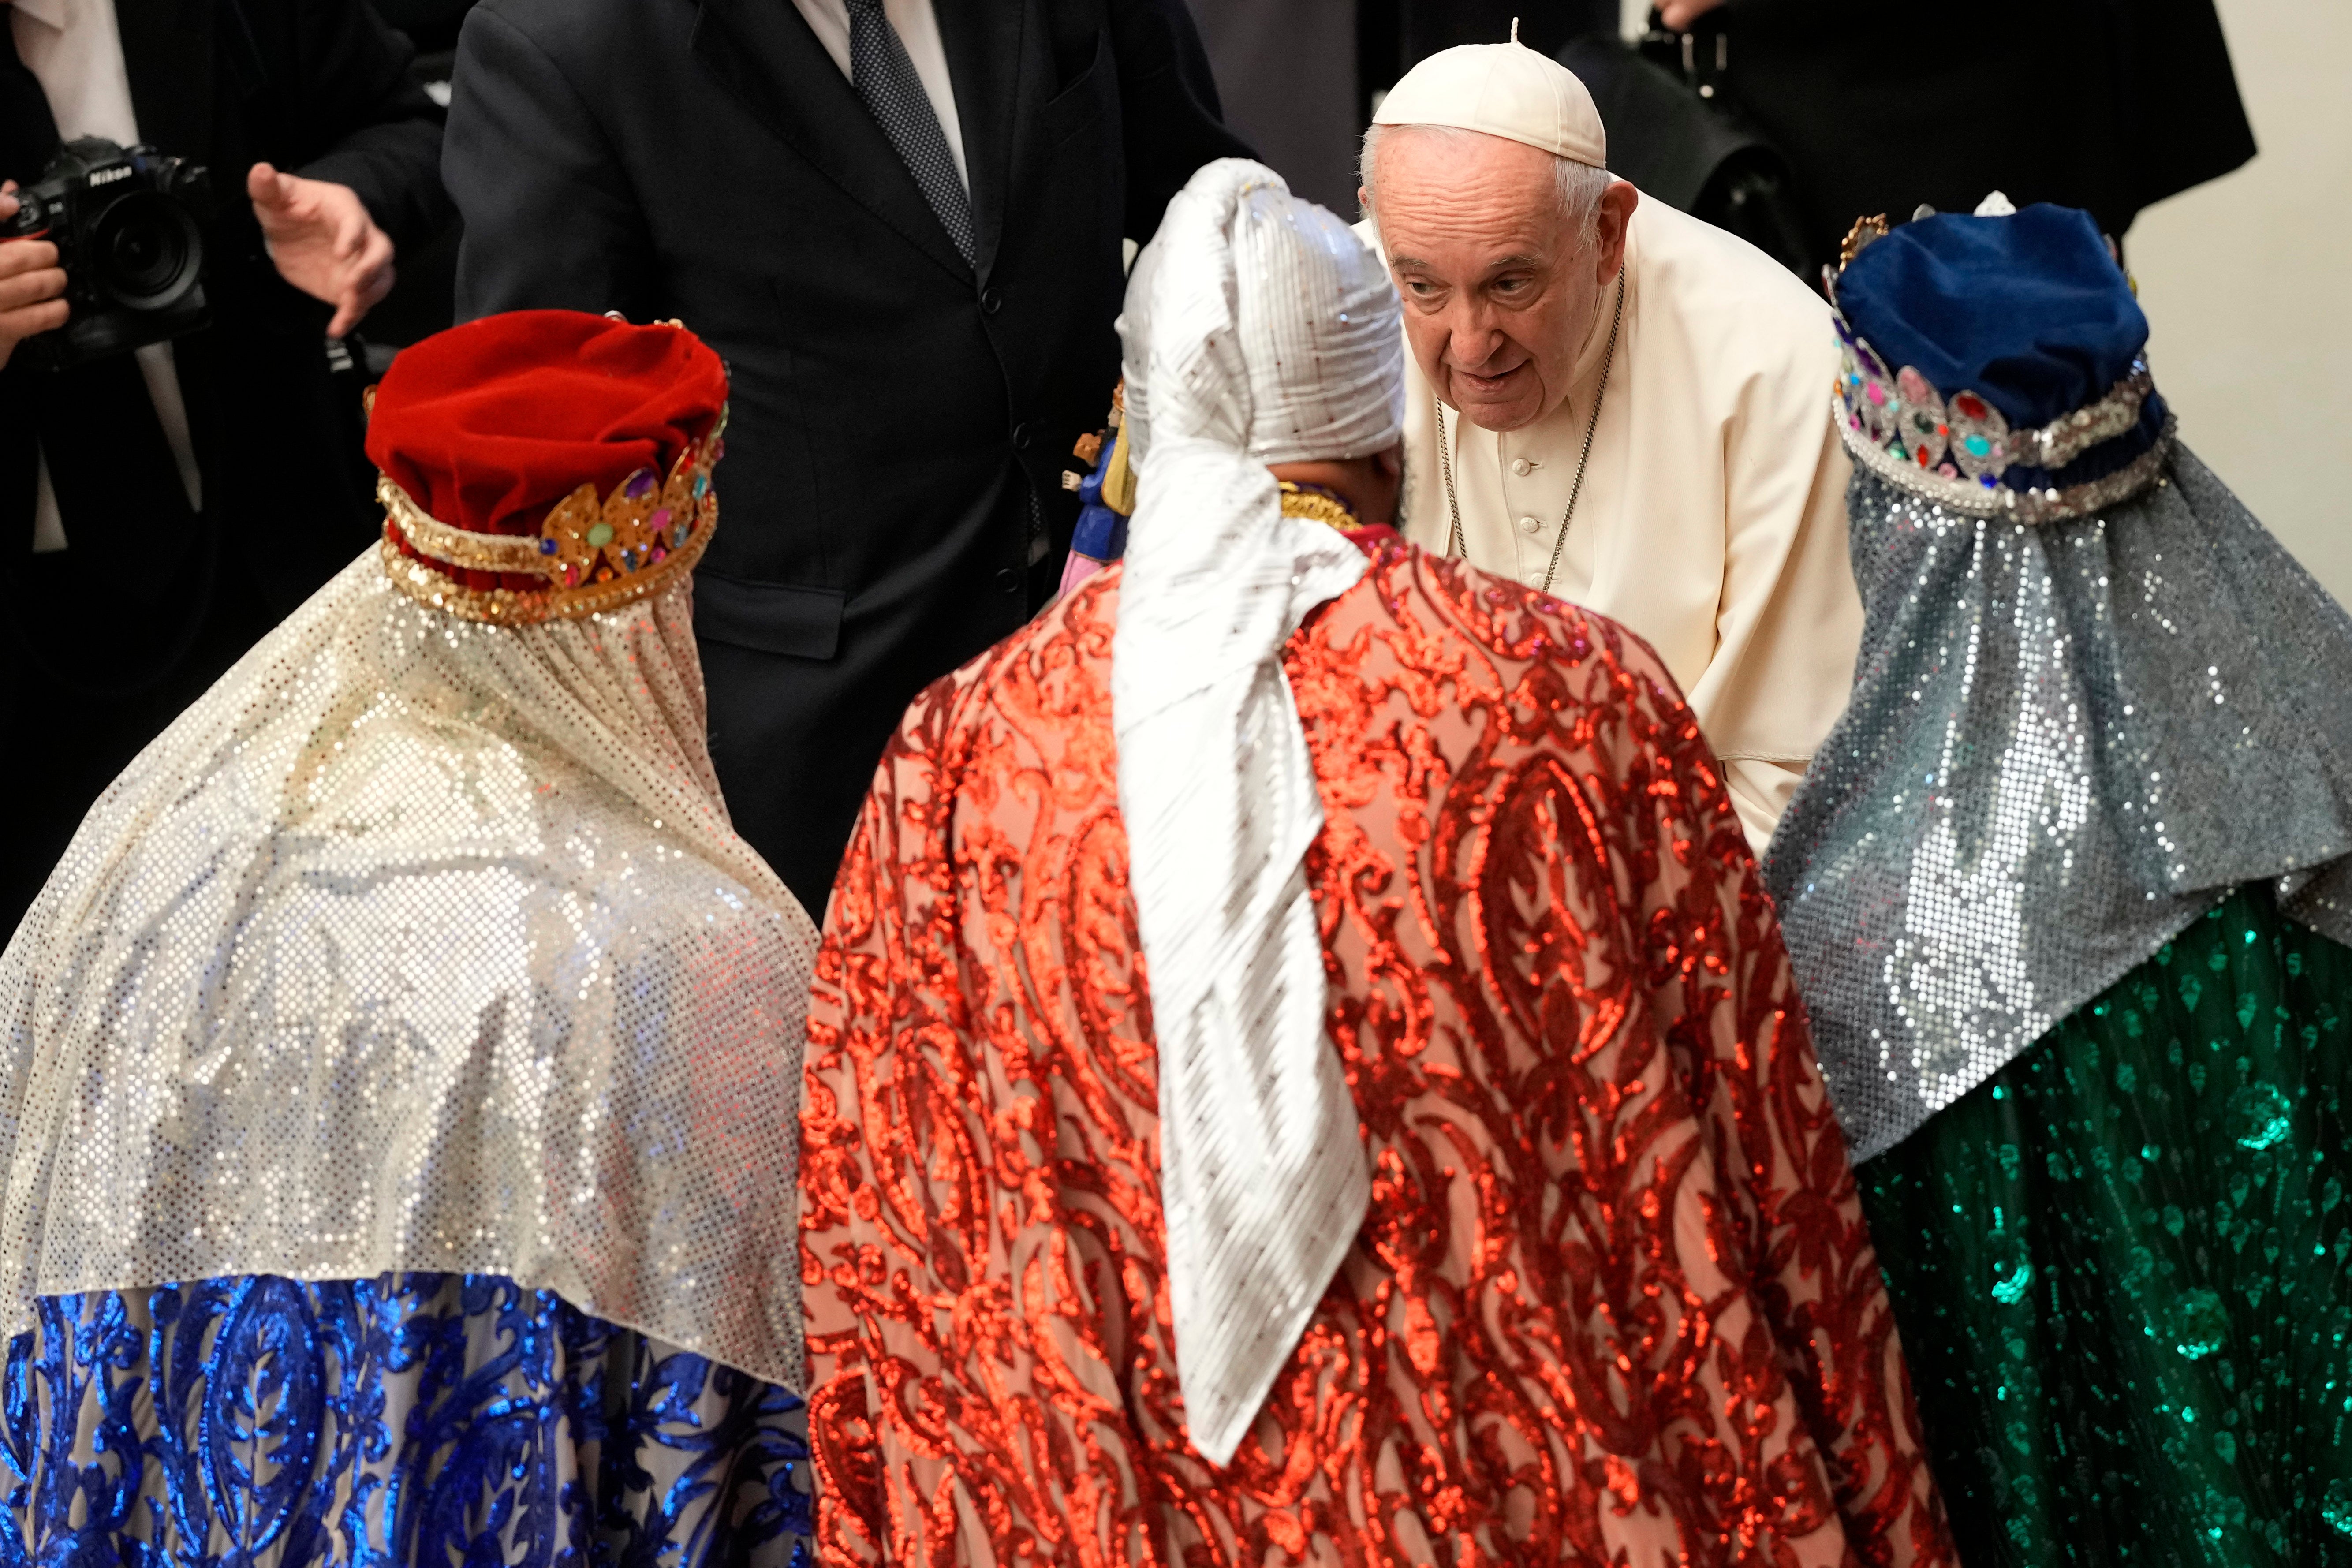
left=0, top=553, right=819, bottom=1389
left=1766, top=448, right=2352, bottom=1161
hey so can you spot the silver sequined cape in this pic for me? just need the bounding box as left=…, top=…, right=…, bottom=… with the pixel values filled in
left=1765, top=447, right=2352, bottom=1161
left=0, top=555, right=818, bottom=1387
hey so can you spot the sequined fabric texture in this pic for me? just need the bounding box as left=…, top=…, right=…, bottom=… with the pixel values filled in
left=3, top=1271, right=811, bottom=1566
left=1862, top=889, right=2352, bottom=1566
left=799, top=549, right=1955, bottom=1566
left=1765, top=448, right=2352, bottom=1160
left=0, top=553, right=818, bottom=1389
left=1110, top=161, right=1397, bottom=1463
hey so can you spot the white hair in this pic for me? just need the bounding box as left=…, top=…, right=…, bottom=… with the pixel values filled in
left=1359, top=123, right=1611, bottom=252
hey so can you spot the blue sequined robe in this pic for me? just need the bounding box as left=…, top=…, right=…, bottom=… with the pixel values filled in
left=4, top=1271, right=809, bottom=1567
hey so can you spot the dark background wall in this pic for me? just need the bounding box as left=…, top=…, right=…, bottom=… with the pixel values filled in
left=1184, top=0, right=1618, bottom=214
left=1183, top=0, right=1360, bottom=211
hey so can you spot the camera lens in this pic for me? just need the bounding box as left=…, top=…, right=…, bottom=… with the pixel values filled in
left=90, top=191, right=203, bottom=312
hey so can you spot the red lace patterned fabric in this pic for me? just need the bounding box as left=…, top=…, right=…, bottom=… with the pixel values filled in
left=800, top=544, right=1954, bottom=1567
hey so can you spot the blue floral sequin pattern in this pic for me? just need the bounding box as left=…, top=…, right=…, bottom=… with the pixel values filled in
left=0, top=1272, right=809, bottom=1567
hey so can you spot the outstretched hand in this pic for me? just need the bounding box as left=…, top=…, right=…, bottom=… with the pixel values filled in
left=1658, top=0, right=1726, bottom=29
left=0, top=183, right=70, bottom=372
left=247, top=162, right=394, bottom=338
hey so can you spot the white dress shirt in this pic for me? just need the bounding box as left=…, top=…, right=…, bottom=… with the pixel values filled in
left=11, top=0, right=204, bottom=550
left=788, top=0, right=969, bottom=189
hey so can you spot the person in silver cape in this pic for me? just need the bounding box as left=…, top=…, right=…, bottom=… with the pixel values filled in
left=0, top=311, right=820, bottom=1567
left=1766, top=200, right=2352, bottom=1567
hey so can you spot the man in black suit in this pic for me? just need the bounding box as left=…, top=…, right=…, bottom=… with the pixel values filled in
left=443, top=0, right=1250, bottom=915
left=1652, top=0, right=2255, bottom=275
left=0, top=0, right=450, bottom=933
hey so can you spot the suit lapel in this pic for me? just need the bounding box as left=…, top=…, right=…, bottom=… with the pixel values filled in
left=115, top=0, right=216, bottom=162
left=693, top=0, right=970, bottom=284
left=930, top=0, right=1022, bottom=280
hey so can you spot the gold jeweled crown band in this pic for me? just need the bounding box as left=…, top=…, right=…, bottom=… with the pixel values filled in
left=377, top=410, right=725, bottom=624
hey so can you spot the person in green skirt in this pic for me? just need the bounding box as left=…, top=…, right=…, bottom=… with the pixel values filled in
left=1766, top=199, right=2352, bottom=1566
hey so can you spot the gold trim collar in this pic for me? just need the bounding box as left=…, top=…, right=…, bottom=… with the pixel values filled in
left=1277, top=481, right=1360, bottom=533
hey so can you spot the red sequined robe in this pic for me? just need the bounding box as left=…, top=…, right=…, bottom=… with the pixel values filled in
left=800, top=542, right=1954, bottom=1567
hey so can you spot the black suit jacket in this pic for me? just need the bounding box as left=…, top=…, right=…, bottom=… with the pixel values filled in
left=1715, top=0, right=2255, bottom=273
left=0, top=0, right=448, bottom=693
left=0, top=0, right=447, bottom=935
left=443, top=0, right=1249, bottom=915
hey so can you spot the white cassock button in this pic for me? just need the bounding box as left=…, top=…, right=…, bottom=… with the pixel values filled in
left=1510, top=458, right=1533, bottom=476
left=1517, top=514, right=1542, bottom=535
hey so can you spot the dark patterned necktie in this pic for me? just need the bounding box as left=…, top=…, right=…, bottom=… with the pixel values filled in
left=843, top=0, right=972, bottom=266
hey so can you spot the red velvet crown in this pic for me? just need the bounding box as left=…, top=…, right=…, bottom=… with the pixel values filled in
left=366, top=310, right=730, bottom=623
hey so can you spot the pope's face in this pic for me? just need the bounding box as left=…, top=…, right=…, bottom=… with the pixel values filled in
left=1370, top=130, right=1633, bottom=433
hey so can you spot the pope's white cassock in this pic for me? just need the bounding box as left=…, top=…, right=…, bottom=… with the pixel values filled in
left=1363, top=43, right=1861, bottom=851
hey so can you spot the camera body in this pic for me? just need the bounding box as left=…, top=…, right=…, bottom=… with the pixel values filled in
left=2, top=137, right=212, bottom=372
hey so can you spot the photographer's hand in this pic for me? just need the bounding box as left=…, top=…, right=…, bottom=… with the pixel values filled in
left=0, top=184, right=69, bottom=373
left=1658, top=0, right=1726, bottom=26
left=247, top=163, right=396, bottom=339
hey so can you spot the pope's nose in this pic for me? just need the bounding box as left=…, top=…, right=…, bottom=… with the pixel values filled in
left=1449, top=324, right=1520, bottom=377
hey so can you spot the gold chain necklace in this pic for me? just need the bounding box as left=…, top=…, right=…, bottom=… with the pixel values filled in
left=1277, top=480, right=1360, bottom=532
left=1440, top=269, right=1624, bottom=596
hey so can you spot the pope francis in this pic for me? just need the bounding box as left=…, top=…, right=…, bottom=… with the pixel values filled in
left=1360, top=40, right=1860, bottom=851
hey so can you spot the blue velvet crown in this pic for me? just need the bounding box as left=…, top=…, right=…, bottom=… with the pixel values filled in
left=1829, top=203, right=2174, bottom=523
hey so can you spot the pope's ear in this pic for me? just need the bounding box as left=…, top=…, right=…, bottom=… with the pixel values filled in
left=1598, top=181, right=1638, bottom=281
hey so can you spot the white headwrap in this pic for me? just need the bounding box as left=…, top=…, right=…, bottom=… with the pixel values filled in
left=1112, top=159, right=1404, bottom=1466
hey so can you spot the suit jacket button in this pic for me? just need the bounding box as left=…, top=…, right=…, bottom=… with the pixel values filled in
left=995, top=567, right=1022, bottom=594
left=981, top=287, right=1003, bottom=315
left=1013, top=422, right=1035, bottom=450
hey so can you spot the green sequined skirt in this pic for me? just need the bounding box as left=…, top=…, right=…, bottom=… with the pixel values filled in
left=1862, top=887, right=2352, bottom=1566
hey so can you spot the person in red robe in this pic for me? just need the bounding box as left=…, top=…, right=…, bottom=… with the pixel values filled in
left=796, top=159, right=1954, bottom=1567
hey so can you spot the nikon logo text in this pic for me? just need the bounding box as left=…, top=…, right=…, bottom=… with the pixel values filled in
left=89, top=167, right=131, bottom=186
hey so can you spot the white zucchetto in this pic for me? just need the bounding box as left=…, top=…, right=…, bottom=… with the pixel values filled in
left=1111, top=158, right=1401, bottom=1468
left=1372, top=39, right=1608, bottom=169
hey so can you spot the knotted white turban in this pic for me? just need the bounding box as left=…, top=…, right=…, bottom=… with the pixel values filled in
left=1111, top=158, right=1404, bottom=1467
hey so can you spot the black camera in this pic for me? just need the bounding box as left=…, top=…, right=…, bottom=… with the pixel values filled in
left=2, top=137, right=212, bottom=371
